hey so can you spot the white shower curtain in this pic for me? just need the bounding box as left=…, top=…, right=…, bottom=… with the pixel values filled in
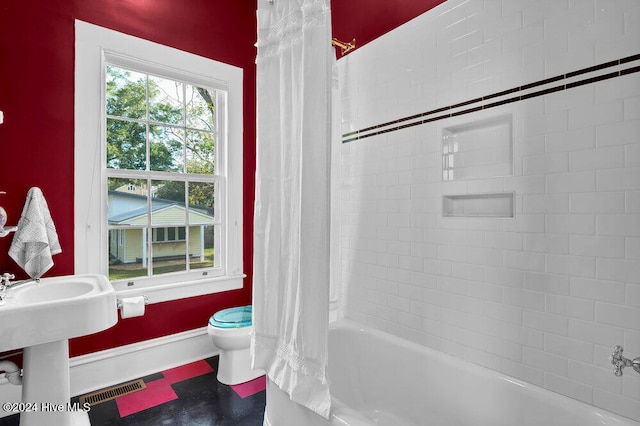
left=251, top=0, right=333, bottom=419
left=329, top=61, right=344, bottom=322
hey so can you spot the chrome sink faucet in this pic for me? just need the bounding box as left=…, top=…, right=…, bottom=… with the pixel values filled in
left=610, top=346, right=640, bottom=376
left=0, top=273, right=39, bottom=292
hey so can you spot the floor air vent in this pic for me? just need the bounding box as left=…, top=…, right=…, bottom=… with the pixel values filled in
left=79, top=379, right=146, bottom=406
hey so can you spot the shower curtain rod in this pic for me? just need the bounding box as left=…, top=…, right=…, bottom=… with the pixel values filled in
left=263, top=0, right=354, bottom=54
left=332, top=38, right=356, bottom=55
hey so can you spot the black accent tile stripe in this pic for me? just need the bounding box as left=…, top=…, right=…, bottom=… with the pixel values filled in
left=483, top=86, right=520, bottom=101
left=621, top=53, right=640, bottom=64
left=520, top=75, right=564, bottom=90
left=343, top=53, right=640, bottom=143
left=622, top=64, right=640, bottom=75
left=450, top=97, right=485, bottom=109
left=520, top=85, right=564, bottom=100
left=423, top=114, right=451, bottom=123
left=565, top=71, right=620, bottom=89
left=483, top=96, right=520, bottom=109
left=452, top=105, right=483, bottom=116
left=565, top=60, right=619, bottom=78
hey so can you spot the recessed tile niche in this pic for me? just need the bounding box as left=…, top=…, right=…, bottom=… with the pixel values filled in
left=442, top=114, right=512, bottom=181
left=443, top=193, right=515, bottom=218
left=442, top=115, right=514, bottom=218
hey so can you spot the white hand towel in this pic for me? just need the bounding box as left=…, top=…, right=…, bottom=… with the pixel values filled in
left=8, top=187, right=62, bottom=279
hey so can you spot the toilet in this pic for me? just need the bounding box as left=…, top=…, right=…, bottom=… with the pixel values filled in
left=207, top=305, right=263, bottom=385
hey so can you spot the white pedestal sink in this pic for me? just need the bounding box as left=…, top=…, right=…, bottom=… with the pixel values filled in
left=0, top=274, right=117, bottom=426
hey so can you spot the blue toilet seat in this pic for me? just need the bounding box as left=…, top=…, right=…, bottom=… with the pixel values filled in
left=209, top=305, right=252, bottom=329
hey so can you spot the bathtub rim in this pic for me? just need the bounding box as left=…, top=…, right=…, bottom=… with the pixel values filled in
left=328, top=319, right=640, bottom=426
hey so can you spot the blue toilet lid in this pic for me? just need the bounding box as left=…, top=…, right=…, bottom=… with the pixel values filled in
left=209, top=305, right=252, bottom=328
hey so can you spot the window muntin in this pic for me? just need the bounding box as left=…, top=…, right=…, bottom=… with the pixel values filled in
left=105, top=64, right=221, bottom=283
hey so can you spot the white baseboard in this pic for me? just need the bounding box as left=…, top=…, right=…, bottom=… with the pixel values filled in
left=70, top=326, right=218, bottom=396
left=0, top=327, right=218, bottom=418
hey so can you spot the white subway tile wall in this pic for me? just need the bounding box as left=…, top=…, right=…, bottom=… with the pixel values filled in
left=337, top=0, right=640, bottom=421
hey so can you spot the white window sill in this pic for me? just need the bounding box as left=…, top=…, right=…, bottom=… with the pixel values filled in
left=113, top=274, right=245, bottom=304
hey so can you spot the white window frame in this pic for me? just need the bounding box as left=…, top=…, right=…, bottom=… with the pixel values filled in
left=74, top=20, right=244, bottom=303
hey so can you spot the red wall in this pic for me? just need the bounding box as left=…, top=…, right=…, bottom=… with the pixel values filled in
left=0, top=0, right=443, bottom=360
left=331, top=0, right=446, bottom=55
left=0, top=0, right=257, bottom=358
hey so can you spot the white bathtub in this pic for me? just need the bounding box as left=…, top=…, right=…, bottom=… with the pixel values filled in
left=265, top=320, right=639, bottom=426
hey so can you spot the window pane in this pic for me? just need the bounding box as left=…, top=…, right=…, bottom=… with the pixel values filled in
left=149, top=75, right=184, bottom=125
left=106, top=118, right=146, bottom=170
left=108, top=228, right=148, bottom=280
left=101, top=63, right=227, bottom=282
left=186, top=85, right=215, bottom=131
left=155, top=228, right=165, bottom=242
left=186, top=130, right=215, bottom=174
left=152, top=179, right=186, bottom=224
left=150, top=125, right=184, bottom=172
left=189, top=224, right=214, bottom=270
left=108, top=178, right=148, bottom=226
left=188, top=181, right=215, bottom=224
left=152, top=234, right=186, bottom=275
left=105, top=65, right=146, bottom=120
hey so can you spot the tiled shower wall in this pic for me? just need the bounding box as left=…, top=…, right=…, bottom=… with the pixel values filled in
left=337, top=0, right=640, bottom=421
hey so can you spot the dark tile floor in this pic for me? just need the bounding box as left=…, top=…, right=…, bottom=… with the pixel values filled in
left=0, top=356, right=266, bottom=426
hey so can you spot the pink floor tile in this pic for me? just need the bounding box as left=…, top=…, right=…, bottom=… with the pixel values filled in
left=116, top=378, right=178, bottom=417
left=162, top=359, right=214, bottom=384
left=230, top=375, right=266, bottom=398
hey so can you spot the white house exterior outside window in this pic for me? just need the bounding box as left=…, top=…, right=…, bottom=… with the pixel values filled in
left=74, top=21, right=244, bottom=302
